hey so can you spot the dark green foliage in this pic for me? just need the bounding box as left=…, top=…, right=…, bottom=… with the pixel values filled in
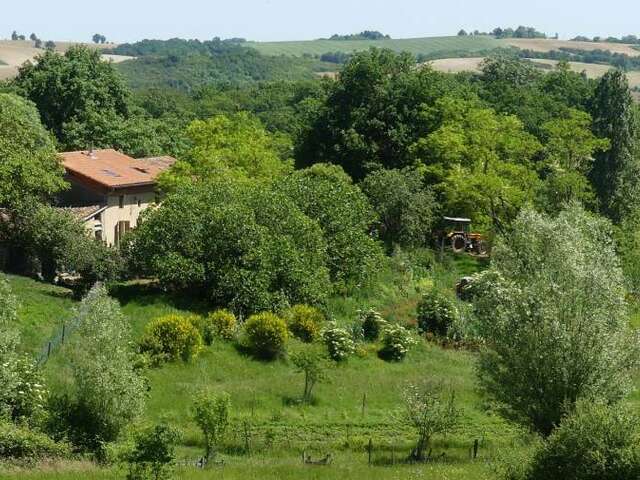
left=359, top=309, right=387, bottom=341
left=111, top=39, right=324, bottom=91
left=7, top=205, right=124, bottom=297
left=296, top=49, right=471, bottom=180
left=491, top=26, right=547, bottom=39
left=361, top=168, right=436, bottom=249
left=276, top=163, right=383, bottom=289
left=127, top=423, right=181, bottom=480
left=589, top=70, right=639, bottom=223
left=127, top=178, right=331, bottom=315
left=328, top=31, right=391, bottom=41
left=416, top=290, right=458, bottom=337
left=525, top=402, right=640, bottom=480
left=14, top=46, right=130, bottom=148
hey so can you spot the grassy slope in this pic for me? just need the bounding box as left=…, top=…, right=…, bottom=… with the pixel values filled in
left=0, top=257, right=550, bottom=479
left=245, top=36, right=499, bottom=57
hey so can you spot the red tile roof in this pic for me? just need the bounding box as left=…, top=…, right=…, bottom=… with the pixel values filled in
left=60, top=149, right=176, bottom=190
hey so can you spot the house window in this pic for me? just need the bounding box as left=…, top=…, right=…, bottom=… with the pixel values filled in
left=119, top=195, right=125, bottom=209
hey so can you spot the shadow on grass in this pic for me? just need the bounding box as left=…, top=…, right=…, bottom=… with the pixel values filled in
left=108, top=281, right=210, bottom=314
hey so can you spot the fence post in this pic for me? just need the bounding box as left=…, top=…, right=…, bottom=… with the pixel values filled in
left=47, top=341, right=52, bottom=358
left=61, top=324, right=66, bottom=345
left=361, top=392, right=367, bottom=418
left=473, top=439, right=479, bottom=459
left=367, top=438, right=373, bottom=466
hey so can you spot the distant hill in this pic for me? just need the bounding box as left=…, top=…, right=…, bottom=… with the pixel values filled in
left=0, top=39, right=132, bottom=80
left=243, top=35, right=640, bottom=62
left=109, top=38, right=334, bottom=91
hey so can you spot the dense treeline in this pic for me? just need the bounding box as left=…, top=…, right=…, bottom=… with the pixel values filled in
left=326, top=31, right=391, bottom=41
left=572, top=34, right=640, bottom=45
left=108, top=38, right=332, bottom=91
left=461, top=26, right=547, bottom=39
left=520, top=48, right=640, bottom=71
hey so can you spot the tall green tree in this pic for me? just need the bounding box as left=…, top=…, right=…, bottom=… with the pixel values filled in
left=589, top=70, right=640, bottom=223
left=14, top=46, right=130, bottom=150
left=537, top=109, right=609, bottom=212
left=296, top=49, right=470, bottom=180
left=127, top=177, right=331, bottom=315
left=472, top=205, right=638, bottom=436
left=360, top=168, right=435, bottom=249
left=413, top=97, right=541, bottom=231
left=276, top=164, right=383, bottom=289
left=0, top=93, right=66, bottom=208
left=161, top=112, right=291, bottom=190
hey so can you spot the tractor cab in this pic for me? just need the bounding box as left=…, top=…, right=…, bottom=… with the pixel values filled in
left=442, top=217, right=487, bottom=255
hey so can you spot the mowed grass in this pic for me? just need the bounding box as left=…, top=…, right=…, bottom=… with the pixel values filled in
left=245, top=36, right=500, bottom=57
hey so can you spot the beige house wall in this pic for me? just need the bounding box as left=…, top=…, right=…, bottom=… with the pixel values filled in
left=81, top=190, right=157, bottom=246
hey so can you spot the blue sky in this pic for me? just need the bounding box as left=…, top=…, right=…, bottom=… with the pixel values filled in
left=2, top=0, right=639, bottom=43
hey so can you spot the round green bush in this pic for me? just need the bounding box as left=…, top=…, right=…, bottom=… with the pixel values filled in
left=525, top=401, right=640, bottom=480
left=322, top=324, right=356, bottom=362
left=358, top=308, right=387, bottom=341
left=284, top=304, right=325, bottom=343
left=416, top=289, right=458, bottom=337
left=140, top=314, right=203, bottom=363
left=379, top=324, right=417, bottom=362
left=200, top=309, right=237, bottom=344
left=243, top=312, right=289, bottom=359
left=0, top=421, right=70, bottom=461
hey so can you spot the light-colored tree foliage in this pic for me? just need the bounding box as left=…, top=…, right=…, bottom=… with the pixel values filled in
left=473, top=205, right=639, bottom=436
left=162, top=112, right=291, bottom=189
left=290, top=346, right=329, bottom=403
left=192, top=391, right=230, bottom=461
left=69, top=285, right=146, bottom=447
left=400, top=382, right=461, bottom=461
left=414, top=97, right=542, bottom=231
left=538, top=109, right=609, bottom=212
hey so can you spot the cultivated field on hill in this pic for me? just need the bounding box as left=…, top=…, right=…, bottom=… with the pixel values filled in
left=503, top=37, right=640, bottom=56
left=0, top=40, right=133, bottom=80
left=245, top=35, right=500, bottom=57
left=429, top=57, right=640, bottom=90
left=245, top=35, right=640, bottom=59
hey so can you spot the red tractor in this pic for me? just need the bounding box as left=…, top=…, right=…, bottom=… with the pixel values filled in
left=442, top=217, right=488, bottom=256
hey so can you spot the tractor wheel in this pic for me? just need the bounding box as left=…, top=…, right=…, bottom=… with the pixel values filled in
left=451, top=234, right=466, bottom=254
left=475, top=240, right=488, bottom=256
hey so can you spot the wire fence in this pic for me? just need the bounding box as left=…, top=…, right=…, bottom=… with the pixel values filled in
left=35, top=313, right=82, bottom=366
